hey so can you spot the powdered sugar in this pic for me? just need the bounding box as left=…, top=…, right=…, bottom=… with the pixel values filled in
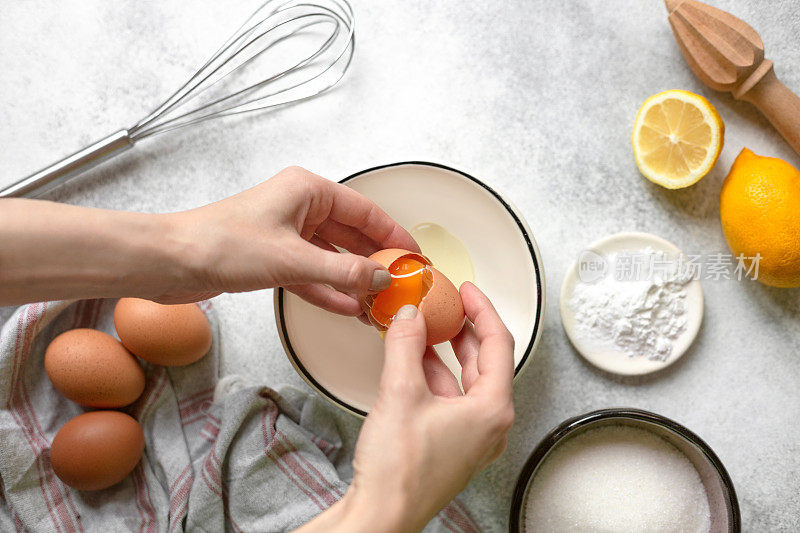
left=568, top=248, right=693, bottom=361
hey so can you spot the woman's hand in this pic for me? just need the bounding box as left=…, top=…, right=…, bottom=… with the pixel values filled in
left=0, top=166, right=417, bottom=308
left=164, top=166, right=418, bottom=310
left=298, top=282, right=515, bottom=532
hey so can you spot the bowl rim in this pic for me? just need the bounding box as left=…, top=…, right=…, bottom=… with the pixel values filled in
left=508, top=407, right=741, bottom=532
left=274, top=160, right=546, bottom=418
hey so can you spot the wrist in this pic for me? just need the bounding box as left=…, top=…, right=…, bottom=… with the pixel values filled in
left=151, top=212, right=208, bottom=298
left=71, top=210, right=199, bottom=301
left=336, top=486, right=416, bottom=533
left=297, top=487, right=414, bottom=533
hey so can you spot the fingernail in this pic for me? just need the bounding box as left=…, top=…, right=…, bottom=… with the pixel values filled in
left=395, top=304, right=417, bottom=320
left=370, top=269, right=391, bottom=292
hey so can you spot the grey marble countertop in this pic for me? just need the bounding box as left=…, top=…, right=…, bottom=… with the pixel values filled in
left=2, top=0, right=799, bottom=530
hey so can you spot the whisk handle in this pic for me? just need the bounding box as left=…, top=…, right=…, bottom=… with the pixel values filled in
left=0, top=130, right=134, bottom=198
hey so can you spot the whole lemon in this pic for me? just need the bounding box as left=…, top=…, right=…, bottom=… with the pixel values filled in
left=720, top=148, right=800, bottom=287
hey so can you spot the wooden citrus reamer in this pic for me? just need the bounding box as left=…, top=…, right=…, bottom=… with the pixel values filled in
left=665, top=0, right=800, bottom=156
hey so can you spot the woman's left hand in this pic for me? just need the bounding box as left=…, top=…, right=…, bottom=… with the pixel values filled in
left=0, top=166, right=417, bottom=308
left=166, top=166, right=419, bottom=311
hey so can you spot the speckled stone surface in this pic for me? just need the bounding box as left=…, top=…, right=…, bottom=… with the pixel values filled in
left=2, top=1, right=799, bottom=530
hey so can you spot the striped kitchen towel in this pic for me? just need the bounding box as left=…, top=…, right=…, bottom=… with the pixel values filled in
left=0, top=299, right=481, bottom=532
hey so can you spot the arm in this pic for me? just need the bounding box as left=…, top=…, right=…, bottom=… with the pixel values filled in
left=0, top=200, right=191, bottom=305
left=0, top=166, right=418, bottom=308
left=298, top=282, right=515, bottom=532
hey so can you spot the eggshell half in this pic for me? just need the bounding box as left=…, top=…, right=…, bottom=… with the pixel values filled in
left=114, top=298, right=212, bottom=367
left=363, top=248, right=466, bottom=345
left=419, top=266, right=466, bottom=345
left=44, top=329, right=145, bottom=408
left=50, top=411, right=144, bottom=491
left=370, top=248, right=431, bottom=269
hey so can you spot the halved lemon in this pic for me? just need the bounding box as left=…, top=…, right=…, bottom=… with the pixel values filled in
left=632, top=89, right=724, bottom=189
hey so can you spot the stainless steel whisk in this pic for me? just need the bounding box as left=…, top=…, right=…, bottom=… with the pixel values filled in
left=1, top=0, right=355, bottom=198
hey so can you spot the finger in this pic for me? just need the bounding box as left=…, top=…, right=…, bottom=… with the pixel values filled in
left=286, top=284, right=363, bottom=316
left=291, top=236, right=366, bottom=315
left=324, top=181, right=420, bottom=252
left=379, top=305, right=428, bottom=396
left=449, top=322, right=481, bottom=392
left=459, top=282, right=515, bottom=397
left=422, top=347, right=461, bottom=397
left=343, top=290, right=373, bottom=325
left=290, top=242, right=391, bottom=294
left=315, top=219, right=381, bottom=257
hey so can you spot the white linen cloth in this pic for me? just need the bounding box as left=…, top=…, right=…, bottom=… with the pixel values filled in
left=0, top=299, right=480, bottom=532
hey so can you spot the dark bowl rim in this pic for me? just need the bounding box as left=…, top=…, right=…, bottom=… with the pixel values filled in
left=275, top=160, right=545, bottom=418
left=508, top=407, right=741, bottom=532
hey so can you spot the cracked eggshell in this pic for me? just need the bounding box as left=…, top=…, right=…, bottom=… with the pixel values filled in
left=362, top=248, right=466, bottom=345
left=418, top=267, right=466, bottom=345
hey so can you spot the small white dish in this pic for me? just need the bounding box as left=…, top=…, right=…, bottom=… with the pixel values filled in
left=275, top=162, right=545, bottom=417
left=560, top=232, right=704, bottom=376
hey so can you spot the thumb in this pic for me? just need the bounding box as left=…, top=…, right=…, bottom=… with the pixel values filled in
left=379, top=305, right=429, bottom=395
left=293, top=245, right=391, bottom=294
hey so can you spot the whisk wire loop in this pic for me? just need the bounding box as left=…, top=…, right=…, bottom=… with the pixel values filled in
left=131, top=0, right=355, bottom=140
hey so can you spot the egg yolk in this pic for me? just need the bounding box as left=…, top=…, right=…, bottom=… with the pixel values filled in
left=370, top=258, right=432, bottom=327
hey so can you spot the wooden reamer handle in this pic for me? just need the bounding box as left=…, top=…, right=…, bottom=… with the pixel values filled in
left=736, top=62, right=800, bottom=155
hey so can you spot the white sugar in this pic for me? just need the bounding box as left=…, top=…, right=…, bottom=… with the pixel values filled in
left=524, top=425, right=710, bottom=533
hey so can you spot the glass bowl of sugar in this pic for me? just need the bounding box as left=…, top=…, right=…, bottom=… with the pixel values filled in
left=509, top=408, right=740, bottom=533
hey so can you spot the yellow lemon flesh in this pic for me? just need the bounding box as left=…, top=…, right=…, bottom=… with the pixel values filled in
left=720, top=148, right=800, bottom=288
left=632, top=90, right=724, bottom=189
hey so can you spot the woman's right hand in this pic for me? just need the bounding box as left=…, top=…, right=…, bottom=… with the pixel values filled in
left=299, top=282, right=515, bottom=532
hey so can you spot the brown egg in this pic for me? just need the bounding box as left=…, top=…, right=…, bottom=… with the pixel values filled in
left=361, top=249, right=465, bottom=345
left=114, top=298, right=212, bottom=367
left=50, top=411, right=144, bottom=491
left=44, top=329, right=145, bottom=408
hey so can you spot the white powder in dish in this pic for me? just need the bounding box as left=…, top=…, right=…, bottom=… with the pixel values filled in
left=568, top=248, right=693, bottom=361
left=524, top=425, right=711, bottom=533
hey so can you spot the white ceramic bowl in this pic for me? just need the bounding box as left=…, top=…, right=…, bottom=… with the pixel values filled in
left=560, top=232, right=704, bottom=376
left=275, top=162, right=545, bottom=417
